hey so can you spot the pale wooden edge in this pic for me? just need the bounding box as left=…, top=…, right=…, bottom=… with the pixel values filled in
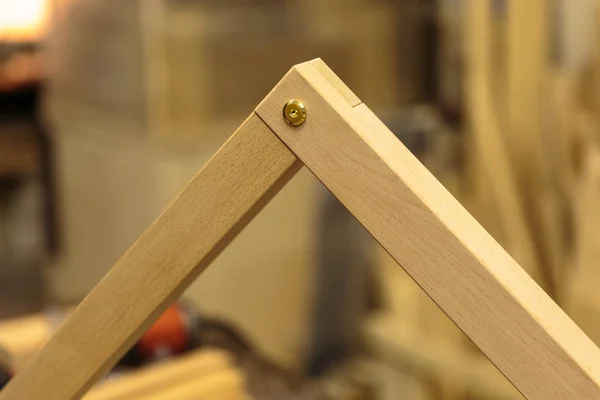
left=309, top=58, right=362, bottom=107
left=83, top=349, right=232, bottom=400
left=0, top=114, right=301, bottom=400
left=255, top=60, right=600, bottom=400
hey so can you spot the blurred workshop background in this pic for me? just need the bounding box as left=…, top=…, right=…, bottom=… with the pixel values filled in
left=0, top=0, right=599, bottom=399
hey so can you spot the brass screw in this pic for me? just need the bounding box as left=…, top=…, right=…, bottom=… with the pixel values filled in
left=283, top=99, right=307, bottom=126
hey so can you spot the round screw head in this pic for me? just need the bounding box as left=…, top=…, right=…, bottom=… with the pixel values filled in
left=283, top=99, right=307, bottom=126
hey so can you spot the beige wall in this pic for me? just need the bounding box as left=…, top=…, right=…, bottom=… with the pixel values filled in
left=43, top=0, right=409, bottom=368
left=47, top=115, right=320, bottom=367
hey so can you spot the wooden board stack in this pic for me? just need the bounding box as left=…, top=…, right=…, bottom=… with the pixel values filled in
left=84, top=350, right=244, bottom=400
left=0, top=314, right=52, bottom=371
left=0, top=312, right=245, bottom=399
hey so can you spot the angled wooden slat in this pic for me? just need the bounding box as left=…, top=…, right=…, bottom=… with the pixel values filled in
left=0, top=114, right=301, bottom=400
left=254, top=60, right=600, bottom=400
left=3, top=59, right=600, bottom=400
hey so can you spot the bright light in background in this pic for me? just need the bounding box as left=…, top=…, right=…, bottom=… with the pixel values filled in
left=0, top=0, right=50, bottom=41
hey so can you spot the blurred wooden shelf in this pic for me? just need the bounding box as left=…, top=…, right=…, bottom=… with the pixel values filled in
left=0, top=129, right=38, bottom=176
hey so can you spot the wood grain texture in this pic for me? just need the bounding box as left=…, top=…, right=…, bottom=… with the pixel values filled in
left=0, top=114, right=301, bottom=400
left=255, top=60, right=600, bottom=400
left=84, top=349, right=231, bottom=400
